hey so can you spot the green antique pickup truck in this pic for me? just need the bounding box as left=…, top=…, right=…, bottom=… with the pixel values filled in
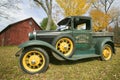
left=16, top=16, right=115, bottom=74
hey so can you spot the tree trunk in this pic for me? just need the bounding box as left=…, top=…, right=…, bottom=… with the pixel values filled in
left=45, top=0, right=52, bottom=30
left=34, top=0, right=53, bottom=30
left=46, top=14, right=52, bottom=30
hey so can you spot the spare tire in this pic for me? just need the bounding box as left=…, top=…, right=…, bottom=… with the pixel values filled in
left=52, top=34, right=75, bottom=60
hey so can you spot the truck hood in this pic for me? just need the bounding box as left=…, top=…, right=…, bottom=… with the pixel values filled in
left=36, top=30, right=62, bottom=36
left=29, top=30, right=72, bottom=40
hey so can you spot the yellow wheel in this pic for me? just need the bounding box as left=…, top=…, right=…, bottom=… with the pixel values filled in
left=19, top=48, right=49, bottom=74
left=52, top=35, right=75, bottom=60
left=101, top=44, right=113, bottom=61
left=56, top=38, right=73, bottom=56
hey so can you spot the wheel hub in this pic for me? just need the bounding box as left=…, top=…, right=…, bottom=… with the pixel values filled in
left=59, top=42, right=69, bottom=52
left=29, top=55, right=41, bottom=66
left=103, top=49, right=110, bottom=58
left=31, top=60, right=36, bottom=65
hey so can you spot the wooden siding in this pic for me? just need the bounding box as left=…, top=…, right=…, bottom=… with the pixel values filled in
left=0, top=18, right=41, bottom=46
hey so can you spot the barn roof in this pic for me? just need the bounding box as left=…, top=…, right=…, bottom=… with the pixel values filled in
left=0, top=17, right=43, bottom=33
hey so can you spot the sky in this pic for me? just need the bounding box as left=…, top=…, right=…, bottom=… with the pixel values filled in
left=0, top=0, right=120, bottom=32
left=0, top=0, right=47, bottom=31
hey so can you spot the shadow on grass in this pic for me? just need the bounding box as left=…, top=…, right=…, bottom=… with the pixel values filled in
left=50, top=56, right=100, bottom=65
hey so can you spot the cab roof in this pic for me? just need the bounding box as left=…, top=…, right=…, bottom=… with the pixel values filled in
left=57, top=16, right=91, bottom=26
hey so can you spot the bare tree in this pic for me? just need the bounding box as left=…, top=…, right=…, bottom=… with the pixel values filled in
left=0, top=0, right=21, bottom=19
left=114, top=15, right=120, bottom=45
left=34, top=0, right=53, bottom=30
left=92, top=0, right=114, bottom=13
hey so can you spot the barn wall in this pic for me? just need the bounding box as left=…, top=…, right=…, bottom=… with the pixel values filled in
left=0, top=33, right=5, bottom=46
left=0, top=18, right=41, bottom=46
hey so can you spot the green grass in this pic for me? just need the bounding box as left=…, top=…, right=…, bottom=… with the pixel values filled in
left=0, top=46, right=120, bottom=80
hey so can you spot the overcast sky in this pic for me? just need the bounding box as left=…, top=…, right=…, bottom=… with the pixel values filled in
left=0, top=0, right=120, bottom=31
left=0, top=0, right=47, bottom=31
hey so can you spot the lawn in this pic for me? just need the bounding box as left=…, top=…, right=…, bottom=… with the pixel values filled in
left=0, top=46, right=120, bottom=80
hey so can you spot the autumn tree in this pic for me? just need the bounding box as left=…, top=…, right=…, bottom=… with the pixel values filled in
left=34, top=0, right=53, bottom=30
left=56, top=0, right=93, bottom=16
left=91, top=0, right=115, bottom=31
left=90, top=9, right=111, bottom=31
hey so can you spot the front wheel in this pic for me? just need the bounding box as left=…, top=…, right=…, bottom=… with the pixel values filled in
left=19, top=47, right=49, bottom=74
left=101, top=44, right=113, bottom=61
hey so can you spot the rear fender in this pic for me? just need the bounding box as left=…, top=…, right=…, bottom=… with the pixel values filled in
left=95, top=39, right=115, bottom=55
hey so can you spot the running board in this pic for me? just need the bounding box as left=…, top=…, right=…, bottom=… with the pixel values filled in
left=66, top=54, right=100, bottom=61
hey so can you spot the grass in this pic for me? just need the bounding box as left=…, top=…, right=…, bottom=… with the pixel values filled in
left=0, top=46, right=120, bottom=80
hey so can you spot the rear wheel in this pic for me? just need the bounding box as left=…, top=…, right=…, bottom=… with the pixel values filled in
left=19, top=47, right=49, bottom=74
left=101, top=44, right=113, bottom=61
left=52, top=35, right=75, bottom=60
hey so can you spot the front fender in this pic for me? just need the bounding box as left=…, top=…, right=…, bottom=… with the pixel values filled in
left=16, top=40, right=69, bottom=60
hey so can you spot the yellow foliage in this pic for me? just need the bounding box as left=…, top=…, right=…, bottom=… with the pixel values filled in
left=56, top=0, right=92, bottom=16
left=90, top=10, right=111, bottom=32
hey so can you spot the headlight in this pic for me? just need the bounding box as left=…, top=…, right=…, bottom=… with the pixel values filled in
left=28, top=32, right=34, bottom=40
left=29, top=31, right=36, bottom=40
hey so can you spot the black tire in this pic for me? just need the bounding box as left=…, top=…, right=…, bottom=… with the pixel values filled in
left=52, top=35, right=75, bottom=60
left=101, top=44, right=113, bottom=61
left=19, top=47, right=49, bottom=74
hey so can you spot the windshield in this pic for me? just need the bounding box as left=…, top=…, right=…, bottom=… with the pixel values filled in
left=56, top=18, right=71, bottom=31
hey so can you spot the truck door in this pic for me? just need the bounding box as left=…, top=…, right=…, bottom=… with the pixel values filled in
left=72, top=18, right=93, bottom=51
left=73, top=29, right=93, bottom=50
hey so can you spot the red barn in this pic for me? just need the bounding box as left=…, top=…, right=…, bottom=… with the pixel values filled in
left=0, top=18, right=42, bottom=46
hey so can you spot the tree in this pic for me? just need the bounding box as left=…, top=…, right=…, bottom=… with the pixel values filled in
left=92, top=0, right=115, bottom=14
left=0, top=0, right=21, bottom=19
left=40, top=17, right=57, bottom=30
left=109, top=7, right=120, bottom=24
left=91, top=0, right=115, bottom=31
left=90, top=9, right=111, bottom=31
left=56, top=0, right=93, bottom=16
left=52, top=3, right=64, bottom=23
left=34, top=0, right=53, bottom=30
left=113, top=13, right=120, bottom=45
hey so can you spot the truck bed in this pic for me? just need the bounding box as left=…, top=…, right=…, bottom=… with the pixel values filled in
left=92, top=32, right=114, bottom=37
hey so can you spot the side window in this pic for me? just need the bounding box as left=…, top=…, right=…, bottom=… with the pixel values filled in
left=74, top=18, right=91, bottom=30
left=76, top=23, right=86, bottom=30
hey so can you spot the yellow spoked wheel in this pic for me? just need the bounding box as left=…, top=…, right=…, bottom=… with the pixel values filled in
left=52, top=35, right=75, bottom=60
left=101, top=44, right=113, bottom=61
left=56, top=38, right=73, bottom=56
left=20, top=48, right=49, bottom=74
